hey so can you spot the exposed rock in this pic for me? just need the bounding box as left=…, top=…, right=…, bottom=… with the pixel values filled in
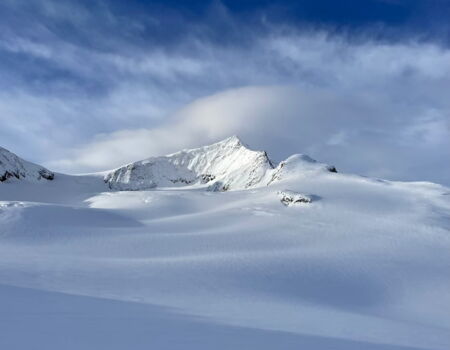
left=39, top=169, right=55, bottom=180
left=207, top=181, right=229, bottom=192
left=327, top=166, right=338, bottom=173
left=201, top=174, right=215, bottom=184
left=278, top=190, right=312, bottom=206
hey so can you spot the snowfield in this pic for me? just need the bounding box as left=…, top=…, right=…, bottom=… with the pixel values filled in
left=0, top=137, right=449, bottom=350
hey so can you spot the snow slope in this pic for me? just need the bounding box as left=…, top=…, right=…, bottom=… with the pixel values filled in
left=0, top=146, right=54, bottom=182
left=0, top=137, right=449, bottom=350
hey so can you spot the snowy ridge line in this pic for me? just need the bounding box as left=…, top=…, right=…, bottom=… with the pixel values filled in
left=103, top=135, right=337, bottom=191
left=0, top=147, right=54, bottom=183
left=0, top=136, right=337, bottom=191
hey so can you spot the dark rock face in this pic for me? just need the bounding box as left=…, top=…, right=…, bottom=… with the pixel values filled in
left=201, top=174, right=215, bottom=184
left=170, top=178, right=193, bottom=185
left=327, top=166, right=338, bottom=173
left=39, top=169, right=55, bottom=181
left=0, top=171, right=19, bottom=182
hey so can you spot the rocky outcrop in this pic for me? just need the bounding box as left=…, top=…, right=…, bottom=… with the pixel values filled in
left=278, top=190, right=312, bottom=206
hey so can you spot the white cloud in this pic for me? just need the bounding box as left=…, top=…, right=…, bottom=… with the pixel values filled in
left=50, top=86, right=297, bottom=171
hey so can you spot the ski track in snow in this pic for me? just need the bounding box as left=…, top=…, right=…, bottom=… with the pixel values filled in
left=0, top=139, right=450, bottom=350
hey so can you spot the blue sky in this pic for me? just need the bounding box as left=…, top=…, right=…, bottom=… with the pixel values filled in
left=1, top=0, right=449, bottom=185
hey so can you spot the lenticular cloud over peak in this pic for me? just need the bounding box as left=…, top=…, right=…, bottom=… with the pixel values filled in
left=51, top=83, right=450, bottom=186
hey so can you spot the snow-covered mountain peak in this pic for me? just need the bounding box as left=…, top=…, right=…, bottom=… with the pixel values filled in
left=0, top=147, right=54, bottom=183
left=104, top=136, right=275, bottom=191
left=166, top=135, right=245, bottom=157
left=214, top=134, right=242, bottom=146
left=104, top=136, right=337, bottom=191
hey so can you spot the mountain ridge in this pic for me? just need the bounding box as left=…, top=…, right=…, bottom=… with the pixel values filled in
left=103, top=135, right=337, bottom=191
left=0, top=135, right=338, bottom=192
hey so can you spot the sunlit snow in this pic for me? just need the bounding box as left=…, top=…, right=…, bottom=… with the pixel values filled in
left=1, top=137, right=449, bottom=350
